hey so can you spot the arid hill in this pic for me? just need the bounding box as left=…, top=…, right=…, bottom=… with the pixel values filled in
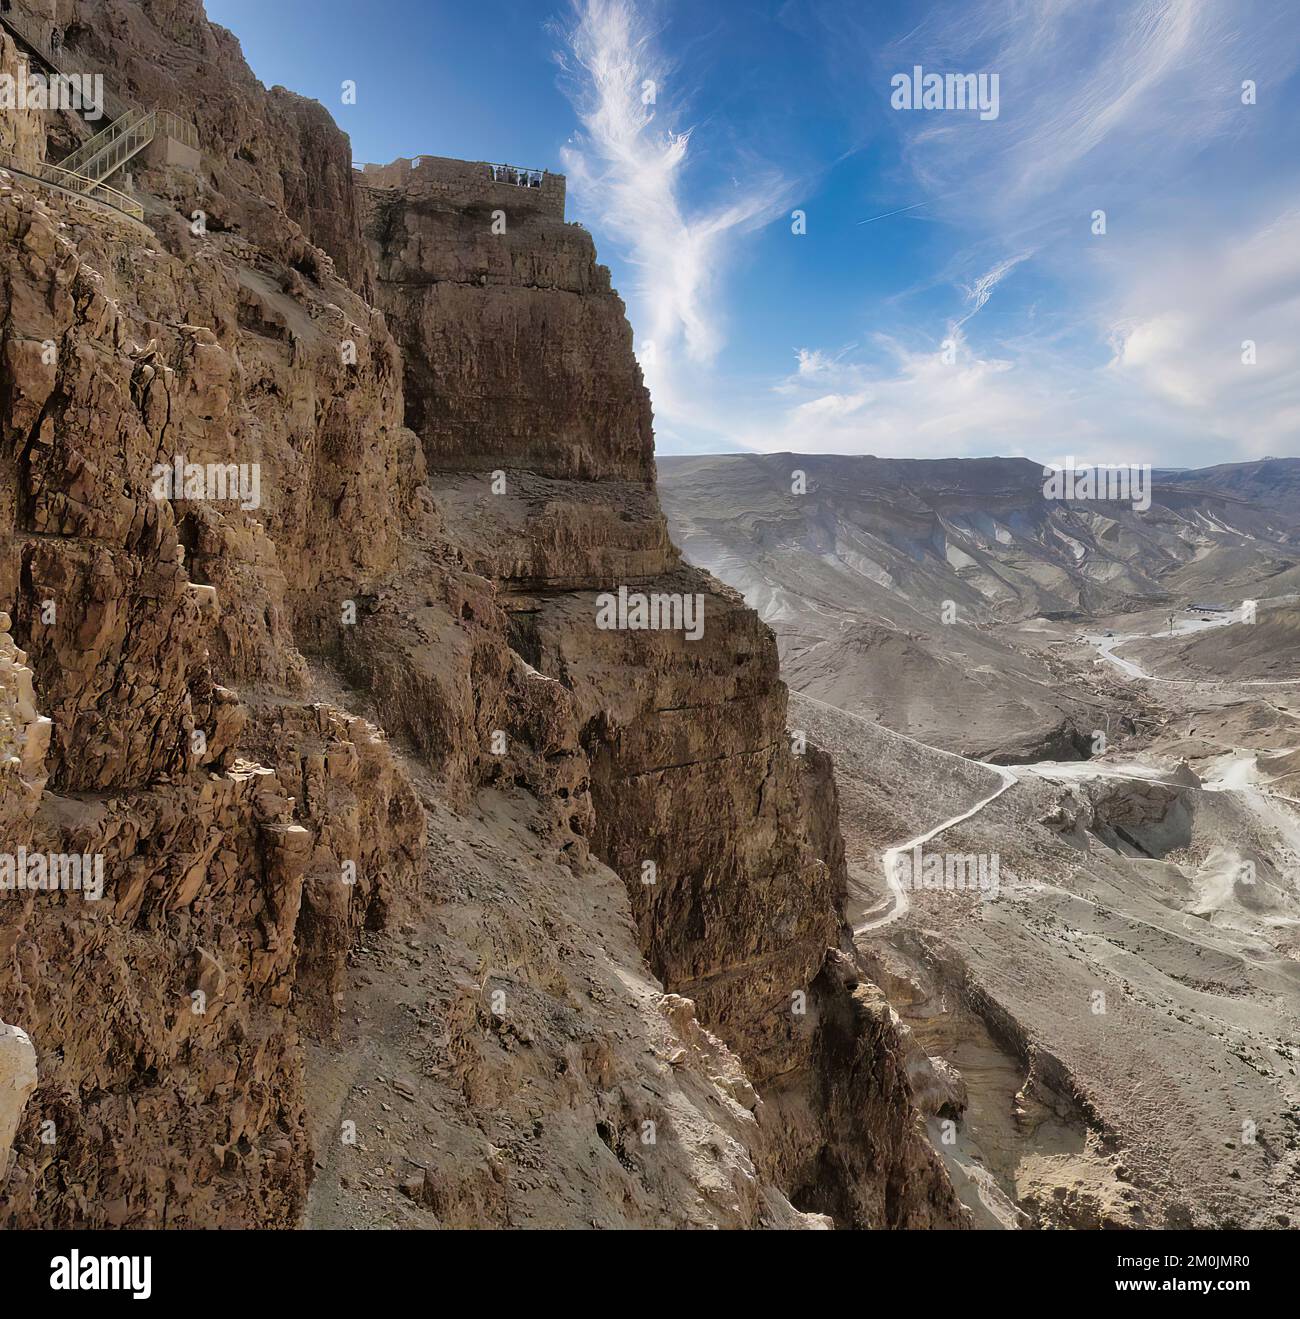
left=658, top=452, right=1300, bottom=757
left=658, top=450, right=1300, bottom=1228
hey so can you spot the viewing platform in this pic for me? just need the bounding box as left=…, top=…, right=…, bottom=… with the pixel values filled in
left=357, top=155, right=566, bottom=220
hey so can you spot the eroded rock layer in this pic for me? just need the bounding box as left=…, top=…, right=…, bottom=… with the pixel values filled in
left=361, top=164, right=962, bottom=1226
left=0, top=0, right=960, bottom=1228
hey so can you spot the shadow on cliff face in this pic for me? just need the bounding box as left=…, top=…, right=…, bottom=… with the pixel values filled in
left=352, top=162, right=968, bottom=1227
left=778, top=953, right=969, bottom=1228
left=0, top=0, right=967, bottom=1228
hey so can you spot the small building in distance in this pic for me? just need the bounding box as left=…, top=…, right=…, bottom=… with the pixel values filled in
left=1188, top=602, right=1230, bottom=614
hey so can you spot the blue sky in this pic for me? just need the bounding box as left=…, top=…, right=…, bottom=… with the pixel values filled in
left=206, top=0, right=1300, bottom=468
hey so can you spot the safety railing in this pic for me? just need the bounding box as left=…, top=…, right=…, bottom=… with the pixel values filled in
left=71, top=111, right=155, bottom=184
left=38, top=108, right=195, bottom=185
left=1, top=156, right=144, bottom=221
left=0, top=7, right=131, bottom=122
left=487, top=162, right=545, bottom=189
left=0, top=6, right=197, bottom=216
left=58, top=106, right=146, bottom=176
left=153, top=109, right=198, bottom=151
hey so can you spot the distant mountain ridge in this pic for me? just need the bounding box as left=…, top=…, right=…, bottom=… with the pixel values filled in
left=1155, top=456, right=1300, bottom=510
left=657, top=453, right=1300, bottom=756
left=658, top=453, right=1300, bottom=625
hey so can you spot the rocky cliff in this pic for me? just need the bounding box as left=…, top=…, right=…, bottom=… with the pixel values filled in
left=0, top=0, right=961, bottom=1228
left=358, top=158, right=961, bottom=1226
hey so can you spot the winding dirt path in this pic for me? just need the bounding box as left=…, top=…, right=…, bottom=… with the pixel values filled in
left=1089, top=607, right=1300, bottom=686
left=792, top=692, right=1020, bottom=933
left=863, top=765, right=1019, bottom=932
left=806, top=605, right=1300, bottom=937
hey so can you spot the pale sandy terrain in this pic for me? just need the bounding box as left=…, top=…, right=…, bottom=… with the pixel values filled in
left=659, top=454, right=1300, bottom=761
left=799, top=637, right=1300, bottom=1229
left=662, top=453, right=1300, bottom=1228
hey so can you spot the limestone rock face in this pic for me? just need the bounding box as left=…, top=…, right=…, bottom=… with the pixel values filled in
left=0, top=611, right=51, bottom=814
left=0, top=29, right=46, bottom=173
left=362, top=166, right=964, bottom=1228
left=0, top=1020, right=37, bottom=1185
left=9, top=0, right=371, bottom=286
left=0, top=1, right=961, bottom=1229
left=363, top=174, right=654, bottom=483
left=1, top=12, right=424, bottom=1214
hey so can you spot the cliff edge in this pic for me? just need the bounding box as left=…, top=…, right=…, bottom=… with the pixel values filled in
left=0, top=0, right=962, bottom=1228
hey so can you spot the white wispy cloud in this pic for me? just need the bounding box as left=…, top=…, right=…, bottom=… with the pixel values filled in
left=767, top=0, right=1300, bottom=465
left=1106, top=206, right=1300, bottom=454
left=954, top=251, right=1031, bottom=328
left=882, top=0, right=1278, bottom=218
left=554, top=0, right=1300, bottom=467
left=555, top=0, right=790, bottom=410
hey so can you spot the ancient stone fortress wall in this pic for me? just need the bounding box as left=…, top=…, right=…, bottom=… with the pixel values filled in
left=359, top=155, right=566, bottom=219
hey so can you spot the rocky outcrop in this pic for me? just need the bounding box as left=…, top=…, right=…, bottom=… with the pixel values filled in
left=0, top=0, right=960, bottom=1229
left=0, top=27, right=46, bottom=173
left=360, top=162, right=963, bottom=1227
left=0, top=1019, right=37, bottom=1184
left=3, top=0, right=371, bottom=285
left=361, top=162, right=648, bottom=483
left=0, top=15, right=424, bottom=1214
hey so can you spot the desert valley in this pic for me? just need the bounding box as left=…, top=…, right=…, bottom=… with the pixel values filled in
left=661, top=453, right=1300, bottom=1227
left=0, top=0, right=1296, bottom=1261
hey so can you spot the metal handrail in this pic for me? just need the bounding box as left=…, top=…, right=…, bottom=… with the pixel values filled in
left=1, top=157, right=144, bottom=221
left=1, top=7, right=198, bottom=178
left=52, top=109, right=195, bottom=184
left=0, top=8, right=197, bottom=207
left=0, top=7, right=130, bottom=121
left=78, top=115, right=153, bottom=183
left=24, top=158, right=143, bottom=220
left=59, top=106, right=145, bottom=175
left=486, top=162, right=545, bottom=188
left=153, top=109, right=198, bottom=151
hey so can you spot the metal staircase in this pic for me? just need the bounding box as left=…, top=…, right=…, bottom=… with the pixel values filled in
left=8, top=157, right=144, bottom=220
left=57, top=109, right=200, bottom=188
left=0, top=5, right=130, bottom=120
left=0, top=8, right=197, bottom=220
left=59, top=108, right=150, bottom=179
